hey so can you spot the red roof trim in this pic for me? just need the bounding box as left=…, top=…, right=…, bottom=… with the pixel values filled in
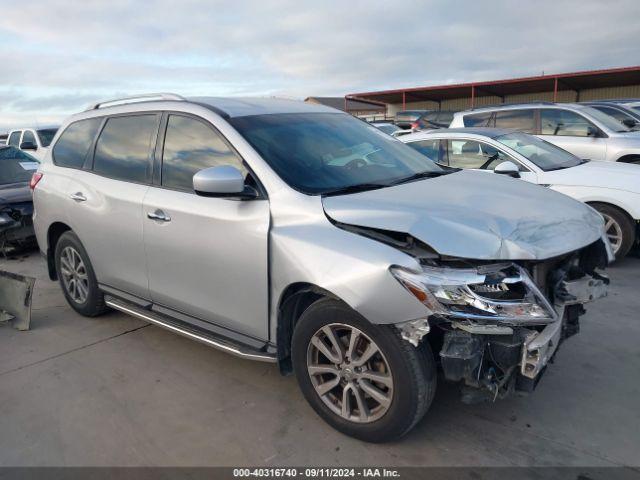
left=346, top=65, right=640, bottom=99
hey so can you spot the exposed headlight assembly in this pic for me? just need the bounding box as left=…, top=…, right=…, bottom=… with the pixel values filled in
left=390, top=263, right=557, bottom=324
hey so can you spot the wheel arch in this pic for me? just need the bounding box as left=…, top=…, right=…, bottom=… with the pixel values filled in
left=586, top=201, right=638, bottom=255
left=46, top=222, right=72, bottom=280
left=586, top=200, right=635, bottom=225
left=276, top=282, right=341, bottom=375
left=615, top=154, right=640, bottom=164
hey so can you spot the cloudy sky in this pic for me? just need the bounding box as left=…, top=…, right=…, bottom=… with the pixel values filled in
left=1, top=0, right=639, bottom=130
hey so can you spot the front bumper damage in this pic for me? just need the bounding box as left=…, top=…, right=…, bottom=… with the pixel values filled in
left=397, top=240, right=610, bottom=403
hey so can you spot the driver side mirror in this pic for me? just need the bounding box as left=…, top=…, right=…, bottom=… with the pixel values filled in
left=622, top=118, right=637, bottom=129
left=493, top=161, right=521, bottom=178
left=20, top=141, right=37, bottom=151
left=193, top=165, right=258, bottom=199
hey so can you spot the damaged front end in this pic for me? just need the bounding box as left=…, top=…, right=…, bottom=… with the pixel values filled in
left=392, top=239, right=610, bottom=403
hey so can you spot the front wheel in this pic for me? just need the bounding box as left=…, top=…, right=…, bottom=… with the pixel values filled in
left=292, top=298, right=436, bottom=442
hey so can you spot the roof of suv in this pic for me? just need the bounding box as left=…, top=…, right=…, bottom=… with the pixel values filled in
left=82, top=96, right=341, bottom=119
left=191, top=96, right=341, bottom=118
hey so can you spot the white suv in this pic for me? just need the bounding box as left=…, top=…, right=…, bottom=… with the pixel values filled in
left=6, top=126, right=59, bottom=161
left=450, top=102, right=640, bottom=164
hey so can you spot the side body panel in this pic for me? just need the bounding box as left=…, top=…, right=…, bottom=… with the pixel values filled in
left=143, top=187, right=271, bottom=339
left=65, top=170, right=150, bottom=299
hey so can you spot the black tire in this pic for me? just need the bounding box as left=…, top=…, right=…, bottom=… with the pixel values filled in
left=54, top=231, right=108, bottom=317
left=590, top=203, right=635, bottom=260
left=292, top=298, right=436, bottom=442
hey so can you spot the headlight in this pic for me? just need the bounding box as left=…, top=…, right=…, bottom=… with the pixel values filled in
left=390, top=262, right=557, bottom=324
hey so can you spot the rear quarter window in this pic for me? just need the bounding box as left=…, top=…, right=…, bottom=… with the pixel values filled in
left=53, top=118, right=103, bottom=169
left=494, top=109, right=535, bottom=133
left=463, top=112, right=493, bottom=127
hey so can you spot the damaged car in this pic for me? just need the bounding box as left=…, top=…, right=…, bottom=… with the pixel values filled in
left=0, top=145, right=39, bottom=253
left=32, top=94, right=612, bottom=442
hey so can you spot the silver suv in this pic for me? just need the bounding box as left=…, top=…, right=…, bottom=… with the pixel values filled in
left=450, top=102, right=640, bottom=163
left=32, top=94, right=612, bottom=442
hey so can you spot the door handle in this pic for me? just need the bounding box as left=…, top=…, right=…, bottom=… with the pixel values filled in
left=70, top=192, right=87, bottom=202
left=147, top=209, right=171, bottom=222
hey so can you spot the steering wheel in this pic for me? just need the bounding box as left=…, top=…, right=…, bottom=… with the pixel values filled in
left=345, top=158, right=367, bottom=170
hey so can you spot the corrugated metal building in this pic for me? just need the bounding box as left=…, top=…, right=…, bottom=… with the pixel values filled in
left=305, top=96, right=386, bottom=120
left=346, top=65, right=640, bottom=118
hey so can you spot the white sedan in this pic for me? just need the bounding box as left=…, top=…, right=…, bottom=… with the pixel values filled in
left=401, top=127, right=640, bottom=259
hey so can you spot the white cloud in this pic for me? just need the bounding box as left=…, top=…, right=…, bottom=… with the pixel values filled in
left=1, top=0, right=639, bottom=129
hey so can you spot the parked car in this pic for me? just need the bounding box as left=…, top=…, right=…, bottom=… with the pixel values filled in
left=394, top=110, right=429, bottom=129
left=0, top=146, right=39, bottom=252
left=401, top=127, right=640, bottom=259
left=6, top=126, right=59, bottom=162
left=411, top=110, right=455, bottom=130
left=370, top=121, right=403, bottom=136
left=0, top=133, right=7, bottom=145
left=450, top=102, right=640, bottom=163
left=581, top=101, right=640, bottom=130
left=33, top=94, right=611, bottom=442
left=596, top=98, right=640, bottom=113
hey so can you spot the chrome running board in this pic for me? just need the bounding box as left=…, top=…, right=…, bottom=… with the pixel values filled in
left=105, top=297, right=277, bottom=363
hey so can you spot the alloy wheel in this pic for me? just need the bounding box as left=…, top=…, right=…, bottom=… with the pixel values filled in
left=60, top=246, right=89, bottom=304
left=602, top=212, right=623, bottom=255
left=306, top=323, right=393, bottom=423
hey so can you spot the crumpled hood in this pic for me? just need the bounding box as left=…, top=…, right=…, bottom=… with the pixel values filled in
left=322, top=170, right=605, bottom=260
left=544, top=160, right=640, bottom=193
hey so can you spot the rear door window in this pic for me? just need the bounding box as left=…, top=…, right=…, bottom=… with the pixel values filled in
left=494, top=109, right=535, bottom=133
left=540, top=109, right=594, bottom=137
left=463, top=112, right=493, bottom=127
left=53, top=118, right=103, bottom=169
left=406, top=139, right=444, bottom=164
left=93, top=115, right=159, bottom=183
left=8, top=131, right=21, bottom=147
left=37, top=128, right=58, bottom=147
left=161, top=114, right=247, bottom=191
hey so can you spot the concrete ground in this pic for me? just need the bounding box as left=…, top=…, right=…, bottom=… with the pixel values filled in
left=0, top=250, right=638, bottom=467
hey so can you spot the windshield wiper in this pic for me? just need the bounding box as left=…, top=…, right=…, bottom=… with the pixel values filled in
left=322, top=183, right=387, bottom=196
left=388, top=169, right=454, bottom=187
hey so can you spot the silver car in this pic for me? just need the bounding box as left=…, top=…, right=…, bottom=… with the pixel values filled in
left=32, top=94, right=612, bottom=442
left=450, top=102, right=640, bottom=164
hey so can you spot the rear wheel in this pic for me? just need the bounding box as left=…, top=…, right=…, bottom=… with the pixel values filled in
left=292, top=298, right=436, bottom=442
left=54, top=231, right=108, bottom=316
left=590, top=203, right=635, bottom=260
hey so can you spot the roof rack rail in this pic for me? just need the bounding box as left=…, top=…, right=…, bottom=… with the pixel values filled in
left=85, top=93, right=185, bottom=111
left=469, top=100, right=555, bottom=110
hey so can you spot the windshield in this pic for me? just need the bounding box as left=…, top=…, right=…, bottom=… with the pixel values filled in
left=37, top=128, right=58, bottom=147
left=0, top=147, right=39, bottom=185
left=230, top=113, right=446, bottom=195
left=495, top=132, right=582, bottom=171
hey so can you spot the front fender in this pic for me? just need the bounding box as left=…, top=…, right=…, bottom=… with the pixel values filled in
left=268, top=196, right=429, bottom=341
left=551, top=185, right=640, bottom=220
